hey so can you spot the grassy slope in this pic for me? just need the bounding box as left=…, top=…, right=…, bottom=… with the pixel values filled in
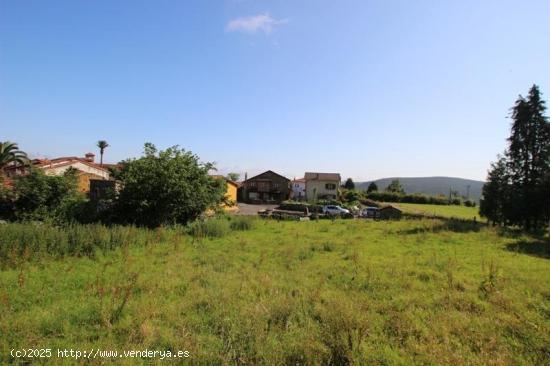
left=1, top=219, right=549, bottom=365
left=394, top=202, right=483, bottom=221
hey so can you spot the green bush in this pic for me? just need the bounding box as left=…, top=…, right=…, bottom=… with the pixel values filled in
left=4, top=168, right=85, bottom=222
left=366, top=191, right=461, bottom=206
left=278, top=201, right=323, bottom=213
left=342, top=189, right=363, bottom=203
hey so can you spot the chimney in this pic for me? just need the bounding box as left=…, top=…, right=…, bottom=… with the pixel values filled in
left=84, top=153, right=95, bottom=162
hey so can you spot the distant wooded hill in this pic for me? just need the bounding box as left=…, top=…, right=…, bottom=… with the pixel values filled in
left=356, top=177, right=485, bottom=201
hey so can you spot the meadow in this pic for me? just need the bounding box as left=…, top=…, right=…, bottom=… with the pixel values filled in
left=393, top=202, right=484, bottom=221
left=0, top=217, right=548, bottom=365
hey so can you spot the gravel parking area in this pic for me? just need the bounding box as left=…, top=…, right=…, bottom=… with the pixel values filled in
left=234, top=203, right=278, bottom=216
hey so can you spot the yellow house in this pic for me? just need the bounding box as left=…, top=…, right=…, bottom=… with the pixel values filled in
left=225, top=179, right=238, bottom=205
left=211, top=175, right=239, bottom=211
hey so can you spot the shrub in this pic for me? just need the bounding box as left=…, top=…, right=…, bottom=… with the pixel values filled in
left=5, top=168, right=84, bottom=222
left=342, top=189, right=363, bottom=203
left=0, top=183, right=14, bottom=220
left=366, top=191, right=461, bottom=206
left=278, top=201, right=323, bottom=213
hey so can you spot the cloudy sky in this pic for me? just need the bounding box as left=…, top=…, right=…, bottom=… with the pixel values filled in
left=1, top=0, right=550, bottom=181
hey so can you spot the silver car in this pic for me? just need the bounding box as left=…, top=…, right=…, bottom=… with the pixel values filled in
left=322, top=205, right=350, bottom=215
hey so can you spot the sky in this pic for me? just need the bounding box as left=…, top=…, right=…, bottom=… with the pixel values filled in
left=1, top=0, right=549, bottom=182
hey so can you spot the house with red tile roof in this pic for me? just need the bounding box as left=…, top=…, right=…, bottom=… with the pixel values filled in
left=5, top=153, right=111, bottom=193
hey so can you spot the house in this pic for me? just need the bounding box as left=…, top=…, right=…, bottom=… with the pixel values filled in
left=5, top=153, right=112, bottom=193
left=304, top=172, right=341, bottom=201
left=379, top=205, right=402, bottom=220
left=240, top=170, right=290, bottom=203
left=290, top=178, right=306, bottom=201
left=211, top=175, right=239, bottom=210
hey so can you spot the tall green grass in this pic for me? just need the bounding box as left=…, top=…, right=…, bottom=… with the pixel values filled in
left=0, top=216, right=258, bottom=267
left=188, top=218, right=230, bottom=238
left=0, top=223, right=172, bottom=268
left=0, top=218, right=548, bottom=364
left=188, top=216, right=256, bottom=238
left=229, top=216, right=255, bottom=231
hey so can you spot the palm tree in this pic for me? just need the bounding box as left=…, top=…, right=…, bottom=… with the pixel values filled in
left=96, top=140, right=109, bottom=166
left=0, top=141, right=29, bottom=171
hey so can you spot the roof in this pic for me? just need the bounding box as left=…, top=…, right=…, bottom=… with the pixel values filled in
left=304, top=172, right=341, bottom=181
left=380, top=205, right=402, bottom=212
left=246, top=170, right=290, bottom=182
left=34, top=157, right=110, bottom=174
left=292, top=178, right=306, bottom=183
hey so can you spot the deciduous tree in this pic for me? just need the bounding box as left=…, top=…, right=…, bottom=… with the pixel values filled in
left=385, top=179, right=405, bottom=194
left=227, top=172, right=240, bottom=182
left=114, top=143, right=226, bottom=227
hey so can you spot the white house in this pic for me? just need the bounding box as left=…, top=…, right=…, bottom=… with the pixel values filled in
left=290, top=178, right=306, bottom=200
left=304, top=172, right=341, bottom=201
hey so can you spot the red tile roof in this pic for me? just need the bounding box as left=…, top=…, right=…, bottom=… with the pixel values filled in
left=34, top=157, right=110, bottom=173
left=304, top=172, right=341, bottom=181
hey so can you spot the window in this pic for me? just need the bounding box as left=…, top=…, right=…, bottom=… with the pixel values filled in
left=274, top=183, right=280, bottom=189
left=325, top=183, right=336, bottom=190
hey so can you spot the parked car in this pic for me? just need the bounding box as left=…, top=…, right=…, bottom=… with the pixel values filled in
left=322, top=205, right=350, bottom=216
left=360, top=206, right=380, bottom=218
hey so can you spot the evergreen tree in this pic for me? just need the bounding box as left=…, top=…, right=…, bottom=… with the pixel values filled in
left=367, top=182, right=378, bottom=193
left=506, top=85, right=549, bottom=229
left=343, top=177, right=355, bottom=190
left=481, top=85, right=550, bottom=231
left=480, top=156, right=510, bottom=225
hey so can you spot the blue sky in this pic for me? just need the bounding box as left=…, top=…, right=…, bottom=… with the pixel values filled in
left=1, top=0, right=549, bottom=181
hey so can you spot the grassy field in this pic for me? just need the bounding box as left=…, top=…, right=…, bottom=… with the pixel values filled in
left=1, top=218, right=549, bottom=365
left=394, top=202, right=483, bottom=221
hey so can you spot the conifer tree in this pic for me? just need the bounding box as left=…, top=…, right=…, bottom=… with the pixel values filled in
left=481, top=85, right=550, bottom=231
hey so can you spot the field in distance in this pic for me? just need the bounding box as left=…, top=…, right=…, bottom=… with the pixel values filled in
left=394, top=202, right=484, bottom=221
left=1, top=218, right=548, bottom=365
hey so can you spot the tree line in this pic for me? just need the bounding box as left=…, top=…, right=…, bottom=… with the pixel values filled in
left=341, top=178, right=475, bottom=206
left=0, top=142, right=226, bottom=227
left=480, top=85, right=550, bottom=231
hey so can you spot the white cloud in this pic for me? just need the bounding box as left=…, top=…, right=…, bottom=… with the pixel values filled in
left=226, top=13, right=286, bottom=34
